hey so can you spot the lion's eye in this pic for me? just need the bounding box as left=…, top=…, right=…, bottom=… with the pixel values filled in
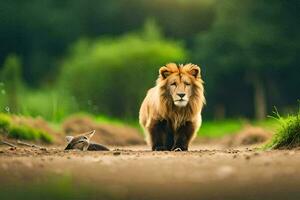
left=184, top=82, right=191, bottom=86
left=171, top=82, right=177, bottom=86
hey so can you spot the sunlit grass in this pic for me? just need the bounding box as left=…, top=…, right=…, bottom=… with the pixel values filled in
left=253, top=118, right=279, bottom=131
left=0, top=110, right=280, bottom=142
left=20, top=89, right=77, bottom=122
left=199, top=118, right=278, bottom=138
left=198, top=119, right=244, bottom=138
left=95, top=114, right=139, bottom=128
left=0, top=113, right=53, bottom=143
left=94, top=116, right=278, bottom=139
left=263, top=110, right=300, bottom=150
left=95, top=115, right=129, bottom=126
left=0, top=113, right=11, bottom=132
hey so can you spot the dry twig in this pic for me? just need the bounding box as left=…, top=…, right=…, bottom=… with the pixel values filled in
left=1, top=140, right=17, bottom=148
left=17, top=140, right=44, bottom=149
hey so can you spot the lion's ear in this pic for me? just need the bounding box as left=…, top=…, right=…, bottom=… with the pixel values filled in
left=189, top=65, right=201, bottom=78
left=159, top=66, right=171, bottom=79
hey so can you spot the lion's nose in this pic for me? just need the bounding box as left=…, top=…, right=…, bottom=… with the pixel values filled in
left=177, top=93, right=186, bottom=98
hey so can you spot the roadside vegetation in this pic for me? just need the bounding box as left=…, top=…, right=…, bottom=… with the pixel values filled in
left=0, top=110, right=279, bottom=144
left=263, top=109, right=300, bottom=150
left=199, top=120, right=244, bottom=138
left=0, top=113, right=53, bottom=143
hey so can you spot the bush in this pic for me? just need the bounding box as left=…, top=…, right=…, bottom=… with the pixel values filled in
left=263, top=110, right=300, bottom=149
left=59, top=22, right=188, bottom=118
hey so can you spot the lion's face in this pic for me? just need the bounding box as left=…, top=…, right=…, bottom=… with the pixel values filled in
left=167, top=74, right=193, bottom=107
left=158, top=63, right=203, bottom=108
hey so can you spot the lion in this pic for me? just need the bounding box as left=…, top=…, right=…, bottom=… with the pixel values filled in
left=139, top=63, right=205, bottom=151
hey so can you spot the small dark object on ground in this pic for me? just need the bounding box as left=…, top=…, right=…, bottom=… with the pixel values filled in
left=113, top=151, right=121, bottom=156
left=87, top=143, right=109, bottom=151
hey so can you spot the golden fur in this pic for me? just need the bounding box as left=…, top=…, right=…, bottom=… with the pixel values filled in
left=139, top=63, right=205, bottom=151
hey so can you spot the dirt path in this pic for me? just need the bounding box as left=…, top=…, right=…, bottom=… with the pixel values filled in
left=1, top=145, right=300, bottom=200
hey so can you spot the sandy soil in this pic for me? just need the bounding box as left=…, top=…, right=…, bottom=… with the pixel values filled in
left=1, top=144, right=300, bottom=200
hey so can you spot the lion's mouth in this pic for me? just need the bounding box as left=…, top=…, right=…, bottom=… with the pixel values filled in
left=174, top=99, right=188, bottom=107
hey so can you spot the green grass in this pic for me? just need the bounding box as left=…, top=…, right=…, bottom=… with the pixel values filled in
left=0, top=110, right=280, bottom=143
left=198, top=119, right=244, bottom=138
left=0, top=113, right=11, bottom=133
left=253, top=118, right=279, bottom=131
left=263, top=111, right=300, bottom=150
left=95, top=114, right=140, bottom=128
left=95, top=115, right=130, bottom=126
left=95, top=116, right=277, bottom=139
left=9, top=125, right=53, bottom=143
left=20, top=89, right=77, bottom=122
left=0, top=113, right=53, bottom=143
left=199, top=118, right=278, bottom=138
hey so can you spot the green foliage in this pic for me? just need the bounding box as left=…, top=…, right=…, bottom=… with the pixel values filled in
left=199, top=120, right=244, bottom=138
left=196, top=0, right=298, bottom=72
left=95, top=114, right=140, bottom=129
left=195, top=0, right=300, bottom=119
left=253, top=119, right=279, bottom=131
left=9, top=125, right=38, bottom=140
left=0, top=113, right=11, bottom=133
left=20, top=89, right=78, bottom=122
left=0, top=113, right=53, bottom=143
left=96, top=115, right=132, bottom=127
left=60, top=23, right=187, bottom=118
left=1, top=55, right=22, bottom=85
left=0, top=0, right=215, bottom=86
left=0, top=0, right=299, bottom=120
left=263, top=111, right=300, bottom=149
left=0, top=55, right=22, bottom=113
left=9, top=124, right=53, bottom=143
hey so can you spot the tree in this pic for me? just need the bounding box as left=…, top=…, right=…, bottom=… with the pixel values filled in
left=195, top=0, right=300, bottom=120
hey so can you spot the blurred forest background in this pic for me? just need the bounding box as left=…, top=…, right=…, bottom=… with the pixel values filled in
left=0, top=0, right=299, bottom=125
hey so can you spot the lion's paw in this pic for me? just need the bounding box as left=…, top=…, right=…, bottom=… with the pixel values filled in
left=173, top=148, right=182, bottom=152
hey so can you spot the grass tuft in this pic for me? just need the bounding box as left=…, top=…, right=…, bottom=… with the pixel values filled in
left=263, top=109, right=300, bottom=150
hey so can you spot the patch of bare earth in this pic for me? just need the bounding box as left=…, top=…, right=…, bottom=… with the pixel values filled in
left=1, top=144, right=300, bottom=200
left=226, top=125, right=272, bottom=147
left=1, top=121, right=299, bottom=200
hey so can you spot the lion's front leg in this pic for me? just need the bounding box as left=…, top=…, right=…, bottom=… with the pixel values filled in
left=148, top=120, right=172, bottom=151
left=172, top=122, right=195, bottom=151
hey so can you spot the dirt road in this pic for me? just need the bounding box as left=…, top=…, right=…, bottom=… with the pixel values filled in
left=1, top=145, right=300, bottom=200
